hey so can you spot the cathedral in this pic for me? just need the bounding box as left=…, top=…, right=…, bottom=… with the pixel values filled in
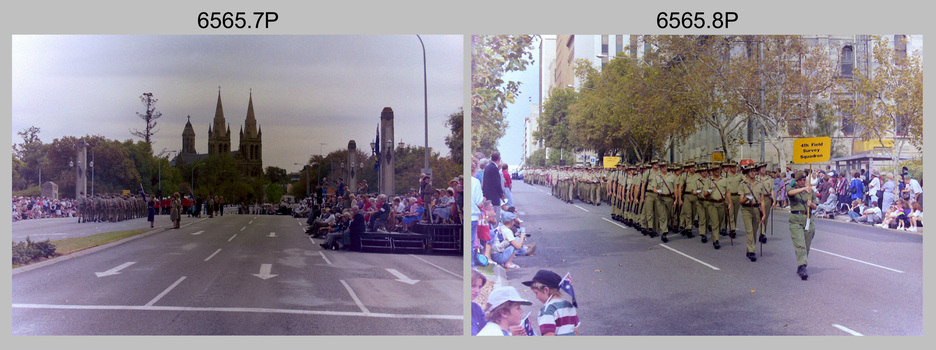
left=173, top=89, right=263, bottom=178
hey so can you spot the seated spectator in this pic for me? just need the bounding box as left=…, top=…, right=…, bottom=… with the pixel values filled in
left=432, top=188, right=456, bottom=223
left=320, top=212, right=352, bottom=250
left=851, top=201, right=883, bottom=225
left=401, top=198, right=424, bottom=232
left=489, top=211, right=536, bottom=269
left=367, top=194, right=391, bottom=232
left=908, top=202, right=923, bottom=232
left=308, top=208, right=336, bottom=237
left=476, top=286, right=532, bottom=336
left=816, top=189, right=839, bottom=218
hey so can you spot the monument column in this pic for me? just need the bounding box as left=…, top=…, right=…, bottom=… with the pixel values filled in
left=75, top=141, right=88, bottom=198
left=379, top=107, right=395, bottom=196
left=347, top=140, right=358, bottom=194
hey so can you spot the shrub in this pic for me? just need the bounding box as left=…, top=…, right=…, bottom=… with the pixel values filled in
left=12, top=236, right=57, bottom=265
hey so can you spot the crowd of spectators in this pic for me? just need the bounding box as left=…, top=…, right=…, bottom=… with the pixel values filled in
left=300, top=174, right=465, bottom=251
left=772, top=165, right=922, bottom=232
left=11, top=196, right=77, bottom=221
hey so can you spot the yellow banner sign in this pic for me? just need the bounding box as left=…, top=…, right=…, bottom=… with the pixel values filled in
left=122, top=190, right=131, bottom=195
left=603, top=156, right=621, bottom=169
left=792, top=137, right=831, bottom=164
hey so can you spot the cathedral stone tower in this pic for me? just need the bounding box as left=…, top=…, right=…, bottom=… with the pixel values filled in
left=182, top=115, right=196, bottom=154
left=208, top=89, right=231, bottom=157
left=236, top=90, right=263, bottom=178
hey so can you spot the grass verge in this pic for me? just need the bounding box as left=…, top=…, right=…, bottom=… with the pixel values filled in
left=13, top=229, right=149, bottom=269
left=50, top=229, right=147, bottom=255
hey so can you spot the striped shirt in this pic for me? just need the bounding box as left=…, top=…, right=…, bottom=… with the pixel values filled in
left=538, top=297, right=580, bottom=336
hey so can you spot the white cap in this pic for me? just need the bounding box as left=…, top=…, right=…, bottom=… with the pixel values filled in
left=487, top=286, right=532, bottom=310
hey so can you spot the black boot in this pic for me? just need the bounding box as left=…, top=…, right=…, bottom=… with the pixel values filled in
left=713, top=240, right=721, bottom=250
left=685, top=229, right=694, bottom=239
left=729, top=230, right=737, bottom=239
left=759, top=234, right=767, bottom=244
left=797, top=265, right=808, bottom=280
left=747, top=252, right=757, bottom=262
left=648, top=230, right=657, bottom=238
left=661, top=233, right=668, bottom=243
left=701, top=235, right=708, bottom=243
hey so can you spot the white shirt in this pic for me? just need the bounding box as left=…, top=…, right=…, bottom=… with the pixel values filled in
left=869, top=176, right=881, bottom=192
left=477, top=322, right=509, bottom=336
left=471, top=176, right=483, bottom=221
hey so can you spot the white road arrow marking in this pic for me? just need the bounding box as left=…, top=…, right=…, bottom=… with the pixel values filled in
left=95, top=262, right=136, bottom=277
left=267, top=232, right=277, bottom=238
left=386, top=268, right=420, bottom=285
left=190, top=230, right=204, bottom=235
left=252, top=264, right=278, bottom=280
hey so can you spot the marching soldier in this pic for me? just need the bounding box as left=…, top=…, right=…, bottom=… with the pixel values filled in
left=756, top=163, right=774, bottom=244
left=652, top=161, right=677, bottom=242
left=679, top=162, right=699, bottom=238
left=641, top=160, right=660, bottom=237
left=695, top=164, right=710, bottom=240
left=739, top=164, right=766, bottom=262
left=787, top=171, right=817, bottom=280
left=726, top=160, right=742, bottom=239
left=703, top=162, right=731, bottom=249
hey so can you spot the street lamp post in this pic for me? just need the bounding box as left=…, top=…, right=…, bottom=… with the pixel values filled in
left=416, top=35, right=431, bottom=181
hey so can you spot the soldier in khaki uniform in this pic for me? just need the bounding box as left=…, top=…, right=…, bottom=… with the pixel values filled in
left=640, top=161, right=660, bottom=237
left=756, top=163, right=774, bottom=244
left=652, top=161, right=677, bottom=242
left=703, top=162, right=732, bottom=249
left=787, top=171, right=817, bottom=280
left=725, top=160, right=742, bottom=239
left=678, top=162, right=699, bottom=238
left=695, top=164, right=710, bottom=240
left=739, top=164, right=766, bottom=262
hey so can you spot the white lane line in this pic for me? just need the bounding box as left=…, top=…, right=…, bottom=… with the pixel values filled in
left=602, top=217, right=628, bottom=230
left=833, top=324, right=864, bottom=336
left=318, top=251, right=332, bottom=265
left=228, top=234, right=237, bottom=242
left=408, top=254, right=461, bottom=279
left=574, top=205, right=590, bottom=212
left=340, top=280, right=370, bottom=314
left=11, top=303, right=461, bottom=320
left=812, top=248, right=905, bottom=273
left=240, top=226, right=246, bottom=231
left=145, top=276, right=187, bottom=307
left=249, top=220, right=254, bottom=225
left=203, top=249, right=222, bottom=261
left=658, top=244, right=721, bottom=271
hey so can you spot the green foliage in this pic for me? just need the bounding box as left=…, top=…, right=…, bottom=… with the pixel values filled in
left=12, top=186, right=42, bottom=197
left=265, top=166, right=288, bottom=185
left=12, top=237, right=57, bottom=266
left=534, top=87, right=577, bottom=152
left=265, top=182, right=285, bottom=204
left=444, top=108, right=464, bottom=165
left=130, top=92, right=162, bottom=145
left=391, top=144, right=460, bottom=196
left=12, top=126, right=48, bottom=191
left=526, top=148, right=547, bottom=167
left=471, top=35, right=534, bottom=155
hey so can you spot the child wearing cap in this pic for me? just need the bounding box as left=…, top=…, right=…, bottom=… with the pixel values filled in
left=523, top=270, right=580, bottom=336
left=477, top=286, right=532, bottom=336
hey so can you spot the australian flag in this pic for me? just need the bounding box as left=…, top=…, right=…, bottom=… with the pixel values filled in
left=559, top=272, right=577, bottom=308
left=521, top=313, right=536, bottom=336
left=374, top=125, right=380, bottom=171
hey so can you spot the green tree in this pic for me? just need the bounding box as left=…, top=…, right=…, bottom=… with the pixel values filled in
left=265, top=182, right=285, bottom=204
left=526, top=148, right=546, bottom=167
left=130, top=92, right=162, bottom=145
left=444, top=108, right=464, bottom=165
left=534, top=87, right=577, bottom=164
left=12, top=126, right=47, bottom=190
left=471, top=35, right=534, bottom=155
left=839, top=35, right=923, bottom=173
left=265, top=166, right=288, bottom=185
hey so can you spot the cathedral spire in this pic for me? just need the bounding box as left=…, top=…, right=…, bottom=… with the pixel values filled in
left=244, top=89, right=258, bottom=138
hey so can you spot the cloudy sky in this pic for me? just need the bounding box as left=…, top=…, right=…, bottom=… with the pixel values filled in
left=11, top=35, right=463, bottom=172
